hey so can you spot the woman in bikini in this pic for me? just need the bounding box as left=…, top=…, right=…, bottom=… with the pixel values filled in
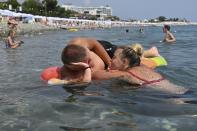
left=93, top=46, right=188, bottom=94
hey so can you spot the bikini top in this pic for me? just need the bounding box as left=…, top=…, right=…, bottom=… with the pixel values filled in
left=127, top=71, right=165, bottom=86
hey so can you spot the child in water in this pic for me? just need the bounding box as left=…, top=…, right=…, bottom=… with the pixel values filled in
left=6, top=30, right=23, bottom=49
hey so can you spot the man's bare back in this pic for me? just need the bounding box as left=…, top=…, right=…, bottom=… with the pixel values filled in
left=89, top=51, right=105, bottom=72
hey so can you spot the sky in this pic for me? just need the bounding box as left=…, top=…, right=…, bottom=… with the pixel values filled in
left=18, top=0, right=197, bottom=22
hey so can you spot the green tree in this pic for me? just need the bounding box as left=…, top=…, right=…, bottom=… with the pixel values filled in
left=22, top=0, right=43, bottom=15
left=42, top=0, right=57, bottom=11
left=108, top=16, right=120, bottom=21
left=158, top=16, right=166, bottom=22
left=7, top=0, right=20, bottom=10
left=63, top=10, right=79, bottom=18
left=41, top=0, right=58, bottom=16
left=0, top=2, right=8, bottom=9
left=55, top=6, right=67, bottom=17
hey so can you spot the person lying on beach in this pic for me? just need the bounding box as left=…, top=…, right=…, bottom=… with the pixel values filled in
left=163, top=25, right=176, bottom=43
left=6, top=30, right=23, bottom=49
left=92, top=46, right=188, bottom=94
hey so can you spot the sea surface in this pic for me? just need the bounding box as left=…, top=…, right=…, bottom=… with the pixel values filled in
left=0, top=25, right=197, bottom=131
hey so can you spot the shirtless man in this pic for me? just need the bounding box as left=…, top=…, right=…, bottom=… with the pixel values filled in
left=163, top=25, right=176, bottom=43
left=43, top=37, right=111, bottom=84
left=67, top=37, right=111, bottom=71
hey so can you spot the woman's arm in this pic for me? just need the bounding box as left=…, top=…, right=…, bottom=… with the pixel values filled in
left=92, top=70, right=140, bottom=85
left=92, top=70, right=124, bottom=80
left=7, top=36, right=14, bottom=46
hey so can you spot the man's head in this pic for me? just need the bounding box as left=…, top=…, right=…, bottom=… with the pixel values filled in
left=61, top=44, right=88, bottom=65
left=163, top=25, right=170, bottom=32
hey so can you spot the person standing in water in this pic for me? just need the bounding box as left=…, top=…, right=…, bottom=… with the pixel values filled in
left=0, top=16, right=3, bottom=37
left=163, top=25, right=176, bottom=43
left=6, top=30, right=23, bottom=49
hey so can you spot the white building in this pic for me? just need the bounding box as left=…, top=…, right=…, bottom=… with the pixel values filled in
left=61, top=4, right=112, bottom=17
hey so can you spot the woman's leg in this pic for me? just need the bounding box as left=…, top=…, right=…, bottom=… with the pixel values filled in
left=143, top=46, right=160, bottom=58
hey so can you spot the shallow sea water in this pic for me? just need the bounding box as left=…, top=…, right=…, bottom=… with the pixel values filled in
left=0, top=25, right=197, bottom=131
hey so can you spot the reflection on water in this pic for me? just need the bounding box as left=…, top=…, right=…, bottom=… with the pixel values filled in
left=1, top=26, right=197, bottom=130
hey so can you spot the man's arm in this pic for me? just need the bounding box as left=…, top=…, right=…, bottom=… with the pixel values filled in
left=48, top=63, right=92, bottom=85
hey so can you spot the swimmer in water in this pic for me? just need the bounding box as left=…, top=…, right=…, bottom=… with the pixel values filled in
left=163, top=25, right=176, bottom=43
left=93, top=46, right=188, bottom=94
left=44, top=37, right=111, bottom=85
left=6, top=30, right=23, bottom=49
left=139, top=27, right=144, bottom=33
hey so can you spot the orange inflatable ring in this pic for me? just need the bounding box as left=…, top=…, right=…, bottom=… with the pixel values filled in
left=40, top=66, right=61, bottom=81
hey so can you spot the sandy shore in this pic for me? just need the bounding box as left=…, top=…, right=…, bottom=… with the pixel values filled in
left=1, top=20, right=196, bottom=38
left=0, top=21, right=59, bottom=37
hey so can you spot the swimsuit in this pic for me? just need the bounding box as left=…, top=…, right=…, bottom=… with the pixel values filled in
left=127, top=71, right=165, bottom=86
left=97, top=40, right=117, bottom=58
